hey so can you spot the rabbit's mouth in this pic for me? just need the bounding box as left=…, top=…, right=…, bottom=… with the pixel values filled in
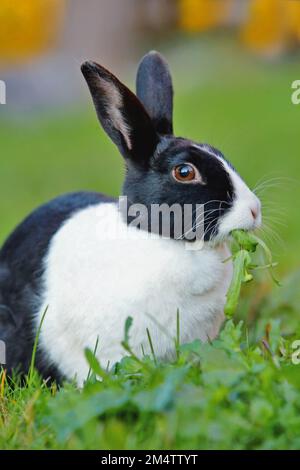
left=217, top=193, right=262, bottom=241
left=214, top=157, right=262, bottom=241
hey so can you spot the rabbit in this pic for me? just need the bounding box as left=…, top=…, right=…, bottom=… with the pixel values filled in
left=0, top=51, right=261, bottom=384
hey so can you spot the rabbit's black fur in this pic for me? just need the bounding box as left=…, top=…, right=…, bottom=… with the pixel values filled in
left=81, top=59, right=235, bottom=240
left=136, top=50, right=173, bottom=134
left=122, top=138, right=234, bottom=239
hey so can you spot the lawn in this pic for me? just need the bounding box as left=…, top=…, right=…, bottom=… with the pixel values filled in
left=0, top=36, right=299, bottom=449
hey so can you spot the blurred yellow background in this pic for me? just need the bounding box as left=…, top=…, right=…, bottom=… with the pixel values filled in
left=2, top=0, right=300, bottom=69
left=0, top=0, right=65, bottom=67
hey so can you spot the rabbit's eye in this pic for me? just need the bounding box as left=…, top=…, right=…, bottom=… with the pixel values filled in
left=173, top=164, right=198, bottom=183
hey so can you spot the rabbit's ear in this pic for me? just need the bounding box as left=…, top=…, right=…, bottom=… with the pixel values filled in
left=81, top=61, right=158, bottom=165
left=136, top=51, right=173, bottom=135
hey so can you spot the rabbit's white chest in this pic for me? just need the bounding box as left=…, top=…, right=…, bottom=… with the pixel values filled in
left=37, top=203, right=232, bottom=384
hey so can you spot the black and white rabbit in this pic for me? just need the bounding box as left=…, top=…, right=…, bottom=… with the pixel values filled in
left=0, top=52, right=261, bottom=384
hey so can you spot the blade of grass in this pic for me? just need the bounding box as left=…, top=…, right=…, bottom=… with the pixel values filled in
left=86, top=336, right=100, bottom=382
left=146, top=328, right=157, bottom=365
left=27, top=306, right=48, bottom=386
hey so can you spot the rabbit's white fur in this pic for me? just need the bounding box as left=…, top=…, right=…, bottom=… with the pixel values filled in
left=36, top=202, right=232, bottom=384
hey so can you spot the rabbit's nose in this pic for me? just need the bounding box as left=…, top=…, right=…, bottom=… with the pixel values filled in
left=251, top=207, right=258, bottom=219
left=249, top=197, right=261, bottom=223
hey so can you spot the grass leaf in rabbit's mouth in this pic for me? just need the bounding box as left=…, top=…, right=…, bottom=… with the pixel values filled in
left=224, top=229, right=280, bottom=318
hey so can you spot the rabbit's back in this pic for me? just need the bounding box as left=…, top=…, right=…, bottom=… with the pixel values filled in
left=0, top=191, right=114, bottom=378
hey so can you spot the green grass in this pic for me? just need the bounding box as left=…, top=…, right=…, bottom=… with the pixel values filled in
left=1, top=315, right=300, bottom=450
left=0, top=36, right=300, bottom=449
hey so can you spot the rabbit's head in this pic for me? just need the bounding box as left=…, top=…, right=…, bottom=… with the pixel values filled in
left=81, top=52, right=261, bottom=242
